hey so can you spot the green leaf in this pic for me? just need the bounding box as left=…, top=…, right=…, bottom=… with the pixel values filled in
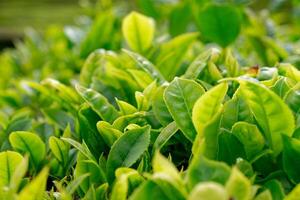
left=278, top=63, right=300, bottom=82
left=80, top=49, right=107, bottom=87
left=192, top=82, right=228, bottom=137
left=153, top=86, right=173, bottom=126
left=116, top=100, right=138, bottom=115
left=255, top=190, right=273, bottom=200
left=282, top=135, right=300, bottom=184
left=107, top=125, right=151, bottom=184
left=111, top=168, right=144, bottom=200
left=285, top=184, right=300, bottom=200
left=75, top=154, right=106, bottom=193
left=153, top=121, right=178, bottom=153
left=9, top=131, right=46, bottom=171
left=232, top=122, right=265, bottom=160
left=66, top=174, right=90, bottom=195
left=61, top=138, right=95, bottom=162
left=80, top=11, right=118, bottom=58
left=270, top=76, right=294, bottom=98
left=284, top=83, right=300, bottom=114
left=264, top=180, right=285, bottom=200
left=112, top=112, right=147, bottom=131
left=225, top=167, right=251, bottom=200
left=188, top=182, right=228, bottom=200
left=129, top=175, right=185, bottom=200
left=76, top=85, right=119, bottom=123
left=217, top=132, right=246, bottom=165
left=164, top=77, right=205, bottom=141
left=221, top=90, right=254, bottom=130
left=122, top=11, right=155, bottom=53
left=152, top=151, right=183, bottom=189
left=192, top=83, right=228, bottom=153
left=169, top=2, right=191, bottom=36
left=155, top=33, right=198, bottom=80
left=239, top=80, right=295, bottom=156
left=18, top=167, right=49, bottom=200
left=49, top=136, right=69, bottom=167
left=199, top=109, right=222, bottom=159
left=78, top=104, right=107, bottom=159
left=123, top=49, right=166, bottom=84
left=97, top=121, right=123, bottom=147
left=195, top=4, right=242, bottom=47
left=183, top=48, right=220, bottom=79
left=187, top=156, right=231, bottom=189
left=0, top=151, right=23, bottom=186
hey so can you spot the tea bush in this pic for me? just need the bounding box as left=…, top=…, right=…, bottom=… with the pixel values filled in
left=1, top=1, right=300, bottom=199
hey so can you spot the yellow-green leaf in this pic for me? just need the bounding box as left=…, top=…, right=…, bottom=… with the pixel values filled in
left=122, top=11, right=155, bottom=53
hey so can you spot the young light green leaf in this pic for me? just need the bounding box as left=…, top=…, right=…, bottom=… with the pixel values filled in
left=18, top=167, right=49, bottom=200
left=192, top=82, right=228, bottom=137
left=152, top=151, right=182, bottom=185
left=0, top=151, right=23, bottom=186
left=192, top=83, right=228, bottom=153
left=122, top=12, right=155, bottom=53
left=116, top=99, right=138, bottom=115
left=111, top=168, right=144, bottom=200
left=255, top=190, right=273, bottom=200
left=9, top=155, right=28, bottom=193
left=225, top=167, right=251, bottom=200
left=187, top=156, right=231, bottom=189
left=239, top=80, right=295, bottom=156
left=49, top=136, right=69, bottom=166
left=9, top=131, right=46, bottom=171
left=107, top=125, right=151, bottom=184
left=164, top=77, right=205, bottom=141
left=96, top=121, right=122, bottom=147
left=284, top=184, right=300, bottom=200
left=188, top=182, right=228, bottom=200
left=199, top=109, right=222, bottom=159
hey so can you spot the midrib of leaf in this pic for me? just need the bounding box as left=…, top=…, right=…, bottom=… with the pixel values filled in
left=176, top=80, right=193, bottom=119
left=17, top=134, right=38, bottom=171
left=279, top=79, right=285, bottom=98
left=6, top=153, right=11, bottom=185
left=120, top=132, right=147, bottom=166
left=53, top=138, right=65, bottom=166
left=247, top=90, right=273, bottom=150
left=133, top=15, right=142, bottom=53
left=210, top=91, right=224, bottom=118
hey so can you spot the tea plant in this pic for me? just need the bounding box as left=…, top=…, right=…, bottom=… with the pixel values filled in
left=1, top=0, right=300, bottom=199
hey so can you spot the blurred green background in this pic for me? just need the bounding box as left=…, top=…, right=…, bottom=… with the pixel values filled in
left=0, top=0, right=83, bottom=49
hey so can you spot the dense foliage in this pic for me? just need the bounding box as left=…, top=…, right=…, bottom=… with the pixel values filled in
left=1, top=0, right=300, bottom=199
